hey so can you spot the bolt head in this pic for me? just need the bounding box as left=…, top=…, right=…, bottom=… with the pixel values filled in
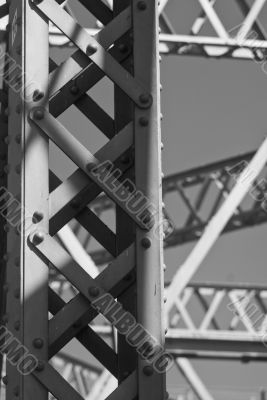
left=33, top=338, right=44, bottom=349
left=86, top=43, right=98, bottom=56
left=32, top=231, right=45, bottom=245
left=141, top=237, right=151, bottom=249
left=33, top=108, right=44, bottom=120
left=143, top=365, right=153, bottom=376
left=88, top=286, right=100, bottom=297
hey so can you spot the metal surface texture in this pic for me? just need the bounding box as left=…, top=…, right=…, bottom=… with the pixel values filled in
left=1, top=0, right=267, bottom=399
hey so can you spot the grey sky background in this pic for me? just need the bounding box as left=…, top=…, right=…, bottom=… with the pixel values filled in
left=49, top=1, right=267, bottom=397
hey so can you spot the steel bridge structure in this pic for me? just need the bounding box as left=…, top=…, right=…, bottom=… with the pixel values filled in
left=0, top=0, right=267, bottom=399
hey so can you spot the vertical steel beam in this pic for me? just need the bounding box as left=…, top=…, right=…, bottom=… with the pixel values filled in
left=0, top=37, right=8, bottom=393
left=114, top=0, right=137, bottom=385
left=5, top=0, right=49, bottom=399
left=133, top=0, right=166, bottom=398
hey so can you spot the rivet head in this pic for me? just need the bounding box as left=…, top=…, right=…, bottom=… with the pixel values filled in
left=3, top=283, right=8, bottom=292
left=33, top=338, right=44, bottom=349
left=13, top=385, right=19, bottom=396
left=14, top=257, right=20, bottom=267
left=120, top=154, right=130, bottom=164
left=70, top=199, right=81, bottom=209
left=33, top=108, right=44, bottom=120
left=15, top=134, right=21, bottom=144
left=88, top=286, right=100, bottom=297
left=4, top=224, right=9, bottom=232
left=118, top=43, right=128, bottom=53
left=32, top=211, right=44, bottom=223
left=137, top=0, right=147, bottom=10
left=15, top=164, right=21, bottom=174
left=70, top=85, right=79, bottom=95
left=33, top=90, right=44, bottom=102
left=14, top=320, right=20, bottom=331
left=141, top=237, right=151, bottom=249
left=139, top=93, right=150, bottom=104
left=4, top=164, right=10, bottom=174
left=143, top=365, right=153, bottom=376
left=32, top=231, right=45, bottom=245
left=4, top=136, right=10, bottom=144
left=2, top=376, right=8, bottom=385
left=86, top=43, right=98, bottom=56
left=16, top=104, right=22, bottom=114
left=35, top=360, right=45, bottom=372
left=139, top=117, right=149, bottom=126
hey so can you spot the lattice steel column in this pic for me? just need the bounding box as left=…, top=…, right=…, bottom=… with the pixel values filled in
left=5, top=0, right=49, bottom=399
left=4, top=0, right=166, bottom=399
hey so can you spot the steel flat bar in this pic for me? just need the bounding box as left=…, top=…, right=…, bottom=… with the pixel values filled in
left=49, top=122, right=132, bottom=231
left=76, top=208, right=117, bottom=257
left=50, top=171, right=117, bottom=255
left=158, top=0, right=170, bottom=14
left=33, top=363, right=84, bottom=400
left=159, top=33, right=267, bottom=48
left=0, top=3, right=8, bottom=18
left=105, top=372, right=137, bottom=400
left=197, top=0, right=229, bottom=39
left=48, top=244, right=135, bottom=353
left=176, top=182, right=203, bottom=225
left=75, top=94, right=115, bottom=139
left=166, top=136, right=267, bottom=313
left=30, top=111, right=144, bottom=228
left=185, top=178, right=212, bottom=227
left=56, top=225, right=99, bottom=278
left=78, top=0, right=113, bottom=25
left=48, top=288, right=118, bottom=376
left=236, top=0, right=266, bottom=41
left=199, top=290, right=225, bottom=330
left=194, top=290, right=220, bottom=330
left=236, top=0, right=267, bottom=39
left=176, top=359, right=214, bottom=400
left=48, top=7, right=131, bottom=98
left=35, top=0, right=150, bottom=108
